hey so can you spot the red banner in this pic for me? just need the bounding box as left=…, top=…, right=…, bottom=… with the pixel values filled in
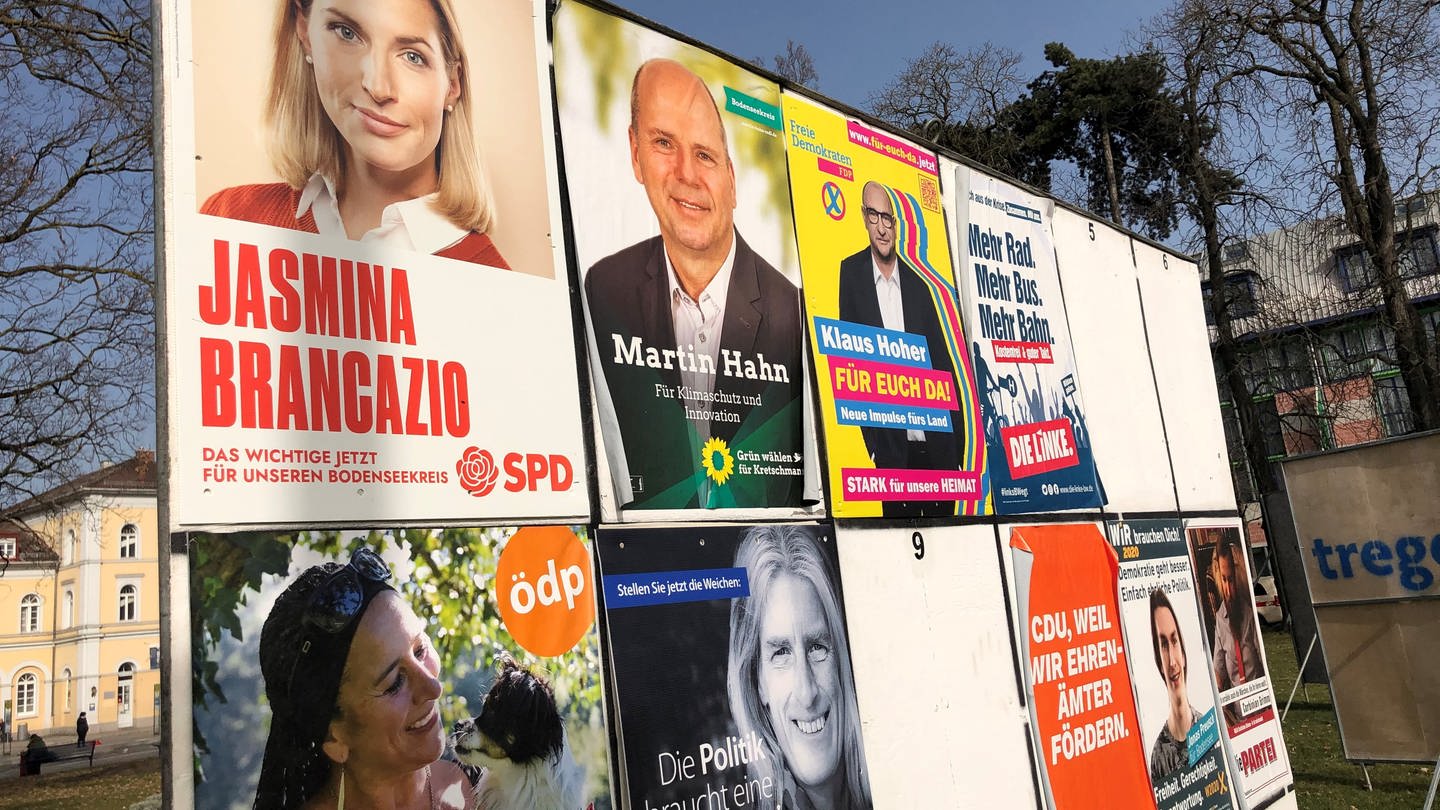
left=1001, top=418, right=1080, bottom=478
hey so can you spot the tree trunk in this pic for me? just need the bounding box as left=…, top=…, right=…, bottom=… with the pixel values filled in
left=1323, top=83, right=1440, bottom=431
left=1208, top=269, right=1277, bottom=495
left=1165, top=6, right=1276, bottom=497
left=1100, top=119, right=1124, bottom=225
left=1259, top=0, right=1440, bottom=432
left=1192, top=155, right=1276, bottom=495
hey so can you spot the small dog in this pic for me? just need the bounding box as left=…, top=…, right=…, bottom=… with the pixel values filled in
left=452, top=659, right=587, bottom=810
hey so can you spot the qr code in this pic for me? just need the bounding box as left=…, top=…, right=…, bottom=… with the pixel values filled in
left=918, top=175, right=941, bottom=212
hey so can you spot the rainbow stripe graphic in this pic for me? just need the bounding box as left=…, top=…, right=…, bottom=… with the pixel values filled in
left=885, top=186, right=990, bottom=514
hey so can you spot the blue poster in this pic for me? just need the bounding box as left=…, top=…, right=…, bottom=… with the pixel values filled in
left=948, top=163, right=1103, bottom=512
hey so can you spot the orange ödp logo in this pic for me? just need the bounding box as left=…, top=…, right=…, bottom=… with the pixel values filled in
left=496, top=526, right=596, bottom=657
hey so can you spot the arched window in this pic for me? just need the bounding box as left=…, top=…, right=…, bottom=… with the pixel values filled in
left=119, top=661, right=134, bottom=679
left=20, top=594, right=40, bottom=633
left=119, top=524, right=138, bottom=558
left=62, top=667, right=72, bottom=710
left=63, top=529, right=75, bottom=565
left=118, top=584, right=137, bottom=622
left=63, top=590, right=74, bottom=628
left=15, top=672, right=37, bottom=715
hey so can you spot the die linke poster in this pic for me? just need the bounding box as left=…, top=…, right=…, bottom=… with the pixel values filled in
left=1010, top=523, right=1154, bottom=810
left=783, top=91, right=988, bottom=518
left=164, top=0, right=588, bottom=527
left=951, top=166, right=1102, bottom=513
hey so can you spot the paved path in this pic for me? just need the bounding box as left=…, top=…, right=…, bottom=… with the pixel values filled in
left=0, top=726, right=160, bottom=781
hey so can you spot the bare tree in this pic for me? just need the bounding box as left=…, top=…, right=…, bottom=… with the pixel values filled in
left=0, top=0, right=154, bottom=507
left=1219, top=0, right=1440, bottom=431
left=867, top=41, right=1024, bottom=134
left=865, top=41, right=1050, bottom=187
left=752, top=40, right=820, bottom=88
left=1146, top=0, right=1284, bottom=496
left=1146, top=0, right=1440, bottom=510
left=773, top=39, right=818, bottom=88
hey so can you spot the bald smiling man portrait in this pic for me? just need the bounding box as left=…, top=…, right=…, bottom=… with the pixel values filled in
left=583, top=58, right=802, bottom=510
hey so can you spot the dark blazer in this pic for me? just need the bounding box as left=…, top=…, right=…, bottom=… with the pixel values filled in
left=837, top=246, right=961, bottom=471
left=585, top=232, right=803, bottom=509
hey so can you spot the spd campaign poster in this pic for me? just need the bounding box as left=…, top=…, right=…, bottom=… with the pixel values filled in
left=1009, top=524, right=1154, bottom=810
left=189, top=528, right=613, bottom=810
left=554, top=2, right=815, bottom=519
left=1109, top=519, right=1236, bottom=810
left=596, top=523, right=874, bottom=809
left=1186, top=521, right=1295, bottom=807
left=948, top=163, right=1102, bottom=513
left=783, top=92, right=987, bottom=518
left=160, top=0, right=587, bottom=528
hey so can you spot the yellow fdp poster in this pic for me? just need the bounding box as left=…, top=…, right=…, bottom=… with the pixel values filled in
left=782, top=93, right=988, bottom=517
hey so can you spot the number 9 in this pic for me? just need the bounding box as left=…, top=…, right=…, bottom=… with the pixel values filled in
left=912, top=531, right=925, bottom=560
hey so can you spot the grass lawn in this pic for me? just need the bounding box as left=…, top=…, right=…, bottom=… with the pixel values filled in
left=1267, top=626, right=1435, bottom=809
left=1, top=758, right=159, bottom=810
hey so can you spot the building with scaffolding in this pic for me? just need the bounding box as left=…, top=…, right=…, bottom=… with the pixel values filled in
left=1207, top=195, right=1440, bottom=510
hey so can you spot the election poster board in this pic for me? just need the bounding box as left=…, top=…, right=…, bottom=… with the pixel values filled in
left=1186, top=520, right=1295, bottom=807
left=161, top=0, right=588, bottom=528
left=1108, top=519, right=1236, bottom=810
left=189, top=528, right=613, bottom=809
left=949, top=165, right=1102, bottom=513
left=1135, top=244, right=1234, bottom=511
left=1281, top=432, right=1440, bottom=762
left=836, top=524, right=1040, bottom=807
left=783, top=92, right=988, bottom=518
left=1009, top=523, right=1155, bottom=810
left=595, top=523, right=874, bottom=809
left=554, top=2, right=817, bottom=519
left=1050, top=209, right=1177, bottom=512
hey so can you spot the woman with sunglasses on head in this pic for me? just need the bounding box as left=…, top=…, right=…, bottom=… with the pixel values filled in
left=254, top=548, right=472, bottom=810
left=203, top=0, right=508, bottom=269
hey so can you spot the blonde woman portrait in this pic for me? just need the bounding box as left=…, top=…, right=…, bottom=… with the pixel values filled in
left=193, top=0, right=561, bottom=276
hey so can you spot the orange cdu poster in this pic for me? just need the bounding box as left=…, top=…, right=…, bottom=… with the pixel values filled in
left=1010, top=524, right=1156, bottom=810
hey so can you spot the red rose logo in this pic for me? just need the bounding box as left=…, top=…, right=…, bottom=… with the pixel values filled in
left=456, top=447, right=499, bottom=497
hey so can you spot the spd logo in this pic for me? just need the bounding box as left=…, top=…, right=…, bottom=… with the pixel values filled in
left=456, top=446, right=575, bottom=497
left=496, top=526, right=595, bottom=657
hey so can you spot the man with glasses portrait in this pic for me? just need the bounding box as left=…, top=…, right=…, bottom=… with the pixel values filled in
left=837, top=180, right=962, bottom=517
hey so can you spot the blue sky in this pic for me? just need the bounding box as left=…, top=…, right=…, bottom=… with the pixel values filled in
left=608, top=0, right=1167, bottom=111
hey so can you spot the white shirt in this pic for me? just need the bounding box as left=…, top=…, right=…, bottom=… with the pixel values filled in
left=667, top=239, right=737, bottom=400
left=666, top=237, right=737, bottom=506
left=873, top=256, right=925, bottom=442
left=296, top=173, right=470, bottom=253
